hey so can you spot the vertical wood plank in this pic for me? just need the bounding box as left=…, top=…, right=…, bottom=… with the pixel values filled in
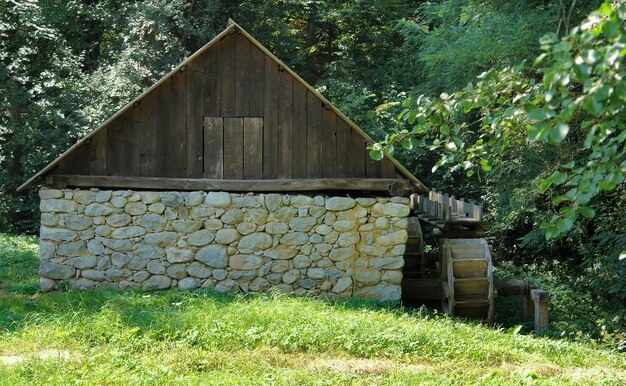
left=335, top=117, right=350, bottom=178
left=321, top=107, right=337, bottom=177
left=306, top=91, right=322, bottom=178
left=366, top=142, right=382, bottom=178
left=124, top=105, right=141, bottom=176
left=277, top=70, right=293, bottom=178
left=187, top=55, right=204, bottom=177
left=169, top=70, right=187, bottom=177
left=234, top=34, right=250, bottom=117
left=292, top=81, right=307, bottom=178
left=203, top=41, right=221, bottom=117
left=249, top=45, right=265, bottom=116
left=349, top=128, right=366, bottom=178
left=243, top=117, right=263, bottom=179
left=263, top=55, right=278, bottom=179
left=220, top=34, right=236, bottom=117
left=156, top=77, right=172, bottom=177
left=89, top=129, right=107, bottom=175
left=60, top=142, right=89, bottom=174
left=223, top=117, right=243, bottom=179
left=381, top=157, right=397, bottom=178
left=203, top=117, right=223, bottom=178
left=140, top=90, right=157, bottom=176
left=106, top=116, right=125, bottom=176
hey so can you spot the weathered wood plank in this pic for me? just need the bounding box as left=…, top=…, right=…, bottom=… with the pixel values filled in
left=220, top=34, right=236, bottom=117
left=335, top=117, right=350, bottom=178
left=349, top=128, right=366, bottom=178
left=140, top=90, right=157, bottom=176
left=382, top=157, right=397, bottom=178
left=186, top=54, right=204, bottom=177
left=277, top=70, right=293, bottom=178
left=365, top=142, right=382, bottom=178
left=124, top=104, right=141, bottom=176
left=306, top=91, right=322, bottom=178
left=223, top=117, right=243, bottom=179
left=243, top=117, right=263, bottom=179
left=249, top=45, right=265, bottom=116
left=106, top=116, right=125, bottom=175
left=59, top=142, right=89, bottom=175
left=234, top=33, right=250, bottom=117
left=292, top=80, right=307, bottom=178
left=263, top=54, right=278, bottom=179
left=321, top=107, right=337, bottom=178
left=203, top=41, right=221, bottom=117
left=89, top=129, right=107, bottom=175
left=203, top=117, right=223, bottom=179
left=169, top=70, right=187, bottom=177
left=55, top=174, right=413, bottom=192
left=156, top=77, right=173, bottom=177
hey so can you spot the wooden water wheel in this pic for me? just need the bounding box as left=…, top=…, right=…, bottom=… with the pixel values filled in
left=440, top=238, right=494, bottom=322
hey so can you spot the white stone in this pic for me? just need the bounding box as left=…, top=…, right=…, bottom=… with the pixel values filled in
left=264, top=194, right=282, bottom=211
left=111, top=226, right=146, bottom=239
left=147, top=260, right=166, bottom=275
left=135, top=244, right=164, bottom=259
left=329, top=248, right=357, bottom=262
left=185, top=191, right=204, bottom=207
left=376, top=230, right=407, bottom=246
left=195, top=245, right=228, bottom=268
left=166, top=247, right=193, bottom=263
left=370, top=258, right=404, bottom=269
left=82, top=269, right=106, bottom=281
left=205, top=192, right=231, bottom=208
left=178, top=277, right=199, bottom=290
left=85, top=203, right=113, bottom=216
left=143, top=275, right=172, bottom=290
left=249, top=277, right=270, bottom=292
left=356, top=197, right=377, bottom=207
left=337, top=232, right=360, bottom=247
left=136, top=213, right=166, bottom=232
left=172, top=220, right=203, bottom=233
left=290, top=196, right=315, bottom=208
left=221, top=209, right=244, bottom=225
left=382, top=270, right=403, bottom=284
left=263, top=246, right=298, bottom=260
left=236, top=222, right=257, bottom=235
left=187, top=262, right=212, bottom=278
left=204, top=219, right=223, bottom=231
left=95, top=191, right=112, bottom=202
left=212, top=269, right=227, bottom=281
left=73, top=191, right=96, bottom=205
left=355, top=269, right=382, bottom=286
left=325, top=197, right=356, bottom=211
left=307, top=268, right=327, bottom=280
left=39, top=261, right=75, bottom=279
left=148, top=203, right=165, bottom=214
left=238, top=233, right=272, bottom=252
left=141, top=192, right=161, bottom=204
left=39, top=241, right=56, bottom=260
left=187, top=229, right=215, bottom=246
left=166, top=264, right=188, bottom=279
left=229, top=255, right=263, bottom=270
left=332, top=277, right=353, bottom=293
left=40, top=226, right=77, bottom=241
left=144, top=232, right=178, bottom=247
left=111, top=197, right=127, bottom=208
left=372, top=202, right=410, bottom=218
left=354, top=284, right=401, bottom=302
left=40, top=213, right=59, bottom=227
left=215, top=228, right=241, bottom=244
left=64, top=216, right=93, bottom=231
left=333, top=220, right=356, bottom=232
left=282, top=269, right=300, bottom=284
left=271, top=260, right=290, bottom=273
left=56, top=241, right=88, bottom=257
left=124, top=202, right=147, bottom=216
left=288, top=217, right=316, bottom=232
left=266, top=222, right=289, bottom=235
left=280, top=232, right=308, bottom=246
left=39, top=189, right=63, bottom=199
left=40, top=199, right=77, bottom=213
left=161, top=192, right=184, bottom=207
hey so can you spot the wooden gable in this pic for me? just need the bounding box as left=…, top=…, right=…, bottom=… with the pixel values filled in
left=18, top=21, right=428, bottom=195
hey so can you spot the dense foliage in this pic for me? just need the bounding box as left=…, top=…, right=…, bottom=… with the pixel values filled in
left=1, top=0, right=624, bottom=346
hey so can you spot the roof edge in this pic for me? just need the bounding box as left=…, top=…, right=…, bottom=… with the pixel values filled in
left=19, top=20, right=429, bottom=194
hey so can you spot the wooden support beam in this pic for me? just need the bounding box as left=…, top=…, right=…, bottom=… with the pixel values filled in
left=50, top=175, right=415, bottom=194
left=531, top=289, right=550, bottom=331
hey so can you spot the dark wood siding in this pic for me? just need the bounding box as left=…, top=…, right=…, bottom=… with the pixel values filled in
left=52, top=31, right=410, bottom=185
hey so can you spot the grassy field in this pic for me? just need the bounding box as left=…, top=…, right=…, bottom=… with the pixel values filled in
left=0, top=234, right=624, bottom=385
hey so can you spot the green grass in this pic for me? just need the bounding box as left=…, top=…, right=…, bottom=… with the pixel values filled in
left=0, top=234, right=624, bottom=385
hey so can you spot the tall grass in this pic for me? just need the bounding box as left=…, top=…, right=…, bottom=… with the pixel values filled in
left=0, top=233, right=624, bottom=385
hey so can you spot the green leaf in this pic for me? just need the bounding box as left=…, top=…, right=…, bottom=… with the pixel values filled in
left=579, top=207, right=596, bottom=219
left=602, top=20, right=619, bottom=39
left=369, top=149, right=383, bottom=161
left=553, top=171, right=568, bottom=185
left=598, top=2, right=613, bottom=15
left=549, top=122, right=570, bottom=143
left=528, top=109, right=548, bottom=122
left=557, top=217, right=574, bottom=233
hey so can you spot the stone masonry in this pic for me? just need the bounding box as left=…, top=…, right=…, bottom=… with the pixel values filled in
left=38, top=188, right=410, bottom=301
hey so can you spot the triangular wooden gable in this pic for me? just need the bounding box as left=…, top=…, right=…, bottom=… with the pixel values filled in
left=18, top=21, right=428, bottom=194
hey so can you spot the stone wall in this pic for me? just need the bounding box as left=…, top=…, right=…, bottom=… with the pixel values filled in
left=38, top=188, right=410, bottom=301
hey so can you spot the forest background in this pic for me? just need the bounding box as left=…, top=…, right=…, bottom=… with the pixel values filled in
left=1, top=0, right=624, bottom=347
